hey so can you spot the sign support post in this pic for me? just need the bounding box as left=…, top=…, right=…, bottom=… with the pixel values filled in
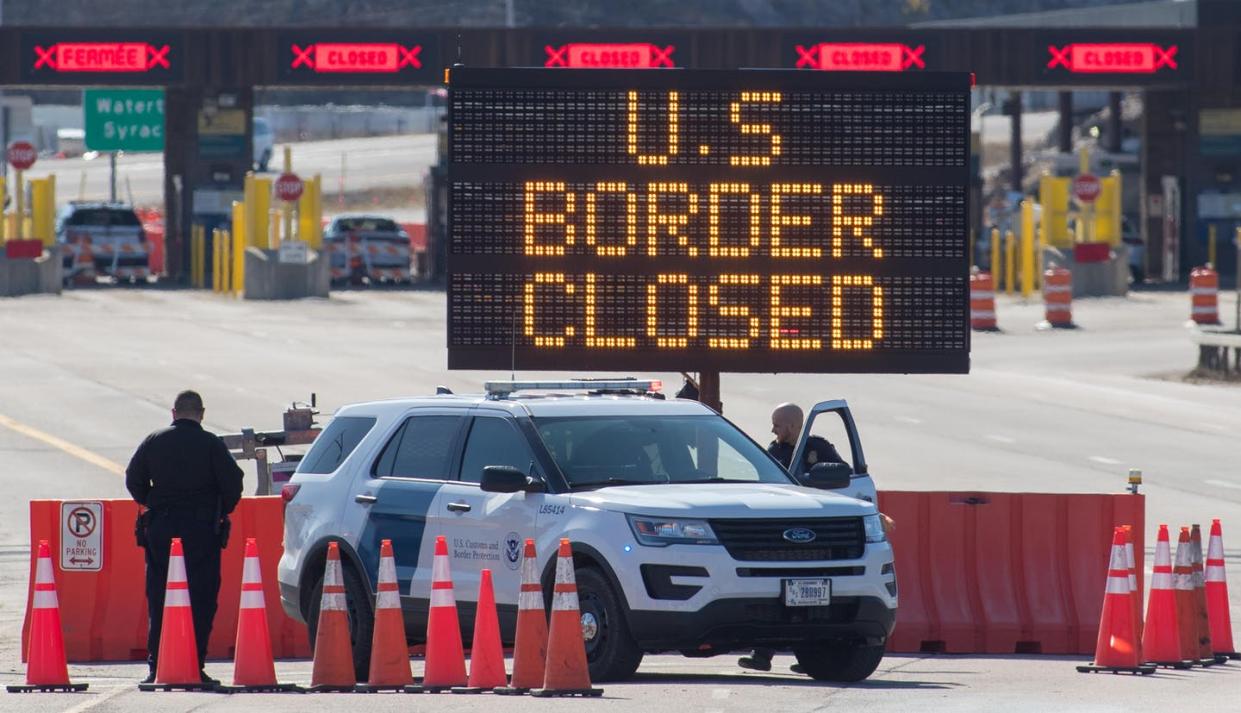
left=699, top=370, right=722, bottom=413
left=283, top=147, right=294, bottom=241
left=13, top=169, right=21, bottom=239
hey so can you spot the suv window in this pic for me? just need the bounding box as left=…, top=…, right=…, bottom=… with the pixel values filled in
left=459, top=417, right=534, bottom=483
left=66, top=208, right=141, bottom=227
left=297, top=416, right=376, bottom=474
left=373, top=415, right=463, bottom=479
left=335, top=217, right=398, bottom=233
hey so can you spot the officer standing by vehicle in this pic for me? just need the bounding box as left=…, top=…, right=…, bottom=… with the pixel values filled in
left=126, top=390, right=244, bottom=685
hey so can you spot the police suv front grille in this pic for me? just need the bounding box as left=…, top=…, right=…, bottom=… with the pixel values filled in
left=709, top=517, right=865, bottom=561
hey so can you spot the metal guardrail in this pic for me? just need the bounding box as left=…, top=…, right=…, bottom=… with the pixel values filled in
left=219, top=396, right=320, bottom=495
left=1190, top=328, right=1241, bottom=378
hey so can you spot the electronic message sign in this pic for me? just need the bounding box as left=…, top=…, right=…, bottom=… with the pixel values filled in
left=1039, top=33, right=1189, bottom=83
left=21, top=31, right=182, bottom=84
left=276, top=32, right=439, bottom=84
left=447, top=68, right=971, bottom=374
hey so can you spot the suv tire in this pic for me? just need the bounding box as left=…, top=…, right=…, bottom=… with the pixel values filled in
left=792, top=640, right=885, bottom=682
left=572, top=567, right=643, bottom=682
left=306, top=560, right=374, bottom=682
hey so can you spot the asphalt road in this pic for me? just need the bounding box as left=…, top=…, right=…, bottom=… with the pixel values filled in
left=18, top=134, right=438, bottom=207
left=0, top=288, right=1238, bottom=711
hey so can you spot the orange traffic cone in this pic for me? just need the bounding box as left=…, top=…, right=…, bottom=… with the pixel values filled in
left=1206, top=519, right=1239, bottom=659
left=453, top=569, right=507, bottom=693
left=1122, top=525, right=1142, bottom=646
left=139, top=538, right=214, bottom=691
left=415, top=535, right=467, bottom=693
left=224, top=538, right=301, bottom=692
left=7, top=541, right=88, bottom=693
left=1190, top=524, right=1222, bottom=665
left=1143, top=525, right=1191, bottom=668
left=357, top=539, right=413, bottom=692
left=496, top=539, right=548, bottom=695
left=532, top=538, right=604, bottom=696
left=1077, top=528, right=1154, bottom=674
left=308, top=542, right=358, bottom=692
left=1172, top=527, right=1209, bottom=666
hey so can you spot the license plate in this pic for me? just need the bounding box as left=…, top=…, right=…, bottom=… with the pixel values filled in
left=783, top=578, right=831, bottom=607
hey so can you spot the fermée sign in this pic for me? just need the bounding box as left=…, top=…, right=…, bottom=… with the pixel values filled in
left=446, top=68, right=971, bottom=374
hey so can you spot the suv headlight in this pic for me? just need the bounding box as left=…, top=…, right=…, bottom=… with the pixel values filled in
left=863, top=513, right=886, bottom=543
left=627, top=515, right=719, bottom=546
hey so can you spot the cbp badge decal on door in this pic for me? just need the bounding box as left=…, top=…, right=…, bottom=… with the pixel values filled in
left=504, top=532, right=522, bottom=570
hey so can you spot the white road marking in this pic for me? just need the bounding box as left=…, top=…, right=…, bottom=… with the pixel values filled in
left=894, top=416, right=923, bottom=424
left=1089, top=456, right=1122, bottom=465
left=986, top=434, right=1016, bottom=444
left=1205, top=479, right=1241, bottom=491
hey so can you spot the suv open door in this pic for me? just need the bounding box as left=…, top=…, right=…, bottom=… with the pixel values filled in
left=790, top=400, right=878, bottom=504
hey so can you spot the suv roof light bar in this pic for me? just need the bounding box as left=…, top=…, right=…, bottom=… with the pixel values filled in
left=484, top=379, right=663, bottom=398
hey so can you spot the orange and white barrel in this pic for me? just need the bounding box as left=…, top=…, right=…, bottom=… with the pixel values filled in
left=970, top=270, right=999, bottom=331
left=1189, top=265, right=1221, bottom=325
left=1040, top=266, right=1075, bottom=329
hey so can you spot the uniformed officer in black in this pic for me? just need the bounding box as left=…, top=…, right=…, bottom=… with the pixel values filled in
left=126, top=390, right=244, bottom=684
left=739, top=402, right=847, bottom=674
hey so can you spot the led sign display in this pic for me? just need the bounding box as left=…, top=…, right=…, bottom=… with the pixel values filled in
left=796, top=43, right=925, bottom=72
left=544, top=43, right=676, bottom=68
left=447, top=68, right=970, bottom=373
left=277, top=33, right=438, bottom=84
left=21, top=32, right=182, bottom=83
left=1046, top=43, right=1177, bottom=74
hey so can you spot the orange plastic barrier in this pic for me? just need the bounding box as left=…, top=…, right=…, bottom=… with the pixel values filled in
left=969, top=270, right=998, bottom=331
left=22, top=498, right=310, bottom=663
left=877, top=491, right=1144, bottom=655
left=1189, top=265, right=1221, bottom=325
left=400, top=223, right=427, bottom=253
left=1041, top=267, right=1075, bottom=329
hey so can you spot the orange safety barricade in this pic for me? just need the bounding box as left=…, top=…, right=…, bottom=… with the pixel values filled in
left=1039, top=267, right=1075, bottom=329
left=877, top=491, right=1144, bottom=655
left=400, top=223, right=427, bottom=253
left=22, top=498, right=310, bottom=663
left=1189, top=265, right=1220, bottom=325
left=970, top=270, right=999, bottom=331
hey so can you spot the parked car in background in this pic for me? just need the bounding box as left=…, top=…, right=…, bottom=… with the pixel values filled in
left=254, top=117, right=275, bottom=172
left=55, top=202, right=150, bottom=284
left=323, top=214, right=412, bottom=286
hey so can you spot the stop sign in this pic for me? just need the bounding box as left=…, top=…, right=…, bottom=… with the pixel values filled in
left=6, top=141, right=36, bottom=171
left=274, top=172, right=304, bottom=202
left=1073, top=174, right=1101, bottom=203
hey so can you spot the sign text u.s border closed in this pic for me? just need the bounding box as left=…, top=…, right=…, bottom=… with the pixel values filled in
left=446, top=68, right=972, bottom=374
left=60, top=501, right=103, bottom=571
left=84, top=88, right=165, bottom=152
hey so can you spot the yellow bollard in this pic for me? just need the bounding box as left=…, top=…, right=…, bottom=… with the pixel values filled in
left=252, top=177, right=272, bottom=250
left=13, top=169, right=23, bottom=240
left=1208, top=224, right=1217, bottom=268
left=1005, top=230, right=1016, bottom=296
left=282, top=146, right=294, bottom=245
left=232, top=201, right=246, bottom=296
left=1021, top=200, right=1035, bottom=299
left=0, top=176, right=6, bottom=243
left=990, top=227, right=1001, bottom=287
left=212, top=229, right=221, bottom=292
left=270, top=208, right=281, bottom=249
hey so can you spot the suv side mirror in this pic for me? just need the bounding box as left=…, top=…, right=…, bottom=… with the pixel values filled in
left=481, top=465, right=543, bottom=493
left=804, top=462, right=852, bottom=490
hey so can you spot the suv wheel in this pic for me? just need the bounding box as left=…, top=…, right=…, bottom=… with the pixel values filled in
left=573, top=567, right=643, bottom=682
left=306, top=561, right=374, bottom=682
left=792, top=640, right=885, bottom=682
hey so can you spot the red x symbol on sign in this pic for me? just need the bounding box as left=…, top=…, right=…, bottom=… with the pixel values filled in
left=291, top=44, right=314, bottom=69
left=147, top=44, right=170, bottom=69
left=399, top=45, right=422, bottom=68
left=901, top=44, right=925, bottom=69
left=34, top=45, right=57, bottom=69
left=1153, top=45, right=1177, bottom=69
left=650, top=45, right=674, bottom=67
left=1047, top=45, right=1071, bottom=69
left=794, top=44, right=818, bottom=68
left=545, top=45, right=568, bottom=67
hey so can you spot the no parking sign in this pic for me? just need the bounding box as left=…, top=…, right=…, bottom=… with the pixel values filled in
left=60, top=501, right=103, bottom=571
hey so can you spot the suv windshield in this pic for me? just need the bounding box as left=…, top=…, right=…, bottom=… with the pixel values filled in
left=334, top=217, right=399, bottom=233
left=534, top=415, right=791, bottom=489
left=66, top=208, right=141, bottom=227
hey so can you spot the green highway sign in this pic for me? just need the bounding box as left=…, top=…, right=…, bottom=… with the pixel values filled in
left=83, top=89, right=165, bottom=152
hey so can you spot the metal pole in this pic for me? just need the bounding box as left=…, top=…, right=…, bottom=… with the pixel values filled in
left=1107, top=92, right=1123, bottom=154
left=109, top=152, right=117, bottom=202
left=1235, top=227, right=1240, bottom=333
left=1009, top=92, right=1023, bottom=193
left=698, top=370, right=722, bottom=413
left=283, top=146, right=293, bottom=242
left=1057, top=91, right=1072, bottom=154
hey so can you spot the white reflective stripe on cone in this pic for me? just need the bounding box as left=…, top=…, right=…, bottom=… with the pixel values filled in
left=1174, top=573, right=1195, bottom=591
left=323, top=560, right=342, bottom=588
left=431, top=554, right=452, bottom=583
left=1151, top=571, right=1174, bottom=589
left=1206, top=565, right=1226, bottom=582
left=240, top=589, right=266, bottom=609
left=36, top=556, right=55, bottom=585
left=970, top=310, right=997, bottom=319
left=168, top=556, right=188, bottom=584
left=320, top=592, right=347, bottom=611
left=33, top=590, right=59, bottom=609
left=1208, top=536, right=1226, bottom=560
left=1190, top=287, right=1217, bottom=295
left=166, top=588, right=192, bottom=607
left=430, top=588, right=455, bottom=608
left=518, top=590, right=543, bottom=610
left=552, top=590, right=580, bottom=611
left=971, top=291, right=996, bottom=300
left=1192, top=307, right=1219, bottom=314
left=378, top=555, right=398, bottom=586
left=242, top=557, right=262, bottom=584
left=377, top=589, right=400, bottom=609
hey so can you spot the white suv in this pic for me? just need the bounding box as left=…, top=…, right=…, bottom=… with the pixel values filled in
left=278, top=380, right=896, bottom=683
